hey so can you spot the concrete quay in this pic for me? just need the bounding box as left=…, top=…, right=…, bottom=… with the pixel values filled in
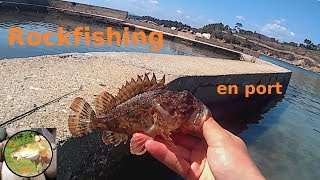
left=0, top=52, right=291, bottom=140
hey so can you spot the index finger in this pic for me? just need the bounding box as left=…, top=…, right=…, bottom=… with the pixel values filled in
left=145, top=139, right=191, bottom=177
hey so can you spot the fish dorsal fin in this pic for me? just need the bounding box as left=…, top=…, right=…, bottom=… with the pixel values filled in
left=115, top=73, right=165, bottom=105
left=95, top=73, right=165, bottom=117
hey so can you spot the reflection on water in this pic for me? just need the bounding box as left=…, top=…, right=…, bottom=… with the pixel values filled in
left=0, top=11, right=230, bottom=59
left=240, top=55, right=320, bottom=180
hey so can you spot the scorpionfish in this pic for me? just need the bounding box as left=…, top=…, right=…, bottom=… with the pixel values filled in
left=68, top=73, right=211, bottom=155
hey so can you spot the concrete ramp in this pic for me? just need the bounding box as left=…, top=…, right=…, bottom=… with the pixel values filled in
left=0, top=52, right=291, bottom=179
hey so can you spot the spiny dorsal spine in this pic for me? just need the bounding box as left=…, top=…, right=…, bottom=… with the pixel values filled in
left=94, top=73, right=165, bottom=117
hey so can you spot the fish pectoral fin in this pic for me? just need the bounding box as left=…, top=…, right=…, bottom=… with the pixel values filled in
left=130, top=133, right=153, bottom=155
left=68, top=97, right=96, bottom=137
left=102, top=131, right=128, bottom=146
left=160, top=129, right=172, bottom=141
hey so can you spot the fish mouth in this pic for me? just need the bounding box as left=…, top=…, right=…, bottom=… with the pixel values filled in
left=201, top=105, right=211, bottom=121
left=11, top=153, right=22, bottom=161
left=11, top=155, right=19, bottom=161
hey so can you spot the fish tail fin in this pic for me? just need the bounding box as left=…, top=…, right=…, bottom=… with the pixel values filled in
left=68, top=97, right=97, bottom=137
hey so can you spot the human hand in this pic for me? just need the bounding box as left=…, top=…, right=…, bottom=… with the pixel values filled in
left=142, top=117, right=265, bottom=180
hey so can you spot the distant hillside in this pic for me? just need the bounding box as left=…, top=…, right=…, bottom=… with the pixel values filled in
left=128, top=15, right=195, bottom=31
left=129, top=15, right=320, bottom=73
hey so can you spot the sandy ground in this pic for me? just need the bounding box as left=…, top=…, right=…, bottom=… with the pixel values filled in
left=0, top=52, right=289, bottom=141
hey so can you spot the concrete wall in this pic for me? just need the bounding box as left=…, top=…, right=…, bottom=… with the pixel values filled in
left=0, top=0, right=49, bottom=12
left=1, top=0, right=49, bottom=5
left=0, top=0, right=128, bottom=20
left=177, top=31, right=196, bottom=40
left=192, top=42, right=242, bottom=60
left=196, top=36, right=261, bottom=58
left=168, top=72, right=291, bottom=105
left=126, top=19, right=178, bottom=35
left=196, top=36, right=220, bottom=45
left=48, top=0, right=128, bottom=20
left=167, top=72, right=291, bottom=133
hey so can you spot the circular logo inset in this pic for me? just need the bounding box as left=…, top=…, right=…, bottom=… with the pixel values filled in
left=3, top=130, right=53, bottom=177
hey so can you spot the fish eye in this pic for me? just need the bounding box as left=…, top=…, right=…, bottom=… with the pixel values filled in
left=201, top=109, right=207, bottom=118
left=201, top=105, right=210, bottom=119
left=193, top=113, right=202, bottom=125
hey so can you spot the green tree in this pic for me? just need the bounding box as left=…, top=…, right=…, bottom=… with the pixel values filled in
left=224, top=25, right=231, bottom=32
left=199, top=23, right=226, bottom=33
left=304, top=39, right=312, bottom=45
left=235, top=23, right=243, bottom=32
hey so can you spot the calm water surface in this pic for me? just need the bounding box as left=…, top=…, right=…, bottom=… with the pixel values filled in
left=241, top=55, right=320, bottom=180
left=1, top=11, right=319, bottom=180
left=0, top=11, right=228, bottom=59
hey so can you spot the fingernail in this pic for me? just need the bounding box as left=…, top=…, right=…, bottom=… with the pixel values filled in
left=145, top=140, right=153, bottom=147
left=133, top=133, right=140, bottom=137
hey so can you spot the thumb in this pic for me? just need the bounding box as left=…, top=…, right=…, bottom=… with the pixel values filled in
left=202, top=117, right=227, bottom=147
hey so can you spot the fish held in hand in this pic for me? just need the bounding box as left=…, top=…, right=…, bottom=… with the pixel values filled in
left=11, top=135, right=52, bottom=172
left=68, top=73, right=211, bottom=155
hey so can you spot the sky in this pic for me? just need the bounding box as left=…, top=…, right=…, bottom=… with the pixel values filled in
left=70, top=0, right=320, bottom=44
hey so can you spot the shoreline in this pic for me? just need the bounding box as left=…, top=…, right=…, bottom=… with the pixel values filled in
left=260, top=54, right=320, bottom=75
left=0, top=51, right=316, bottom=74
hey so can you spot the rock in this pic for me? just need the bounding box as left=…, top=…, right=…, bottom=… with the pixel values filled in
left=6, top=128, right=30, bottom=138
left=51, top=143, right=56, bottom=150
left=6, top=95, right=14, bottom=101
left=63, top=172, right=72, bottom=180
left=1, top=162, right=27, bottom=180
left=195, top=32, right=203, bottom=38
left=45, top=149, right=56, bottom=179
left=0, top=141, right=6, bottom=162
left=0, top=128, right=6, bottom=141
left=30, top=173, right=46, bottom=180
left=309, top=67, right=320, bottom=73
left=294, top=60, right=305, bottom=66
left=29, top=86, right=43, bottom=91
left=31, top=128, right=55, bottom=145
left=202, top=33, right=211, bottom=39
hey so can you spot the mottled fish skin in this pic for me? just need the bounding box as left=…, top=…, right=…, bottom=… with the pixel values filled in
left=68, top=73, right=211, bottom=155
left=95, top=89, right=208, bottom=137
left=94, top=89, right=162, bottom=135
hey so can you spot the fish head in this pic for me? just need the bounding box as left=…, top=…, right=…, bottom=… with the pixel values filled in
left=181, top=103, right=212, bottom=135
left=11, top=144, right=27, bottom=161
left=11, top=151, right=22, bottom=161
left=193, top=104, right=212, bottom=126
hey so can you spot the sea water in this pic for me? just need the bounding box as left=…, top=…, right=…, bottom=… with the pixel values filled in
left=240, top=55, right=320, bottom=179
left=0, top=11, right=229, bottom=59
